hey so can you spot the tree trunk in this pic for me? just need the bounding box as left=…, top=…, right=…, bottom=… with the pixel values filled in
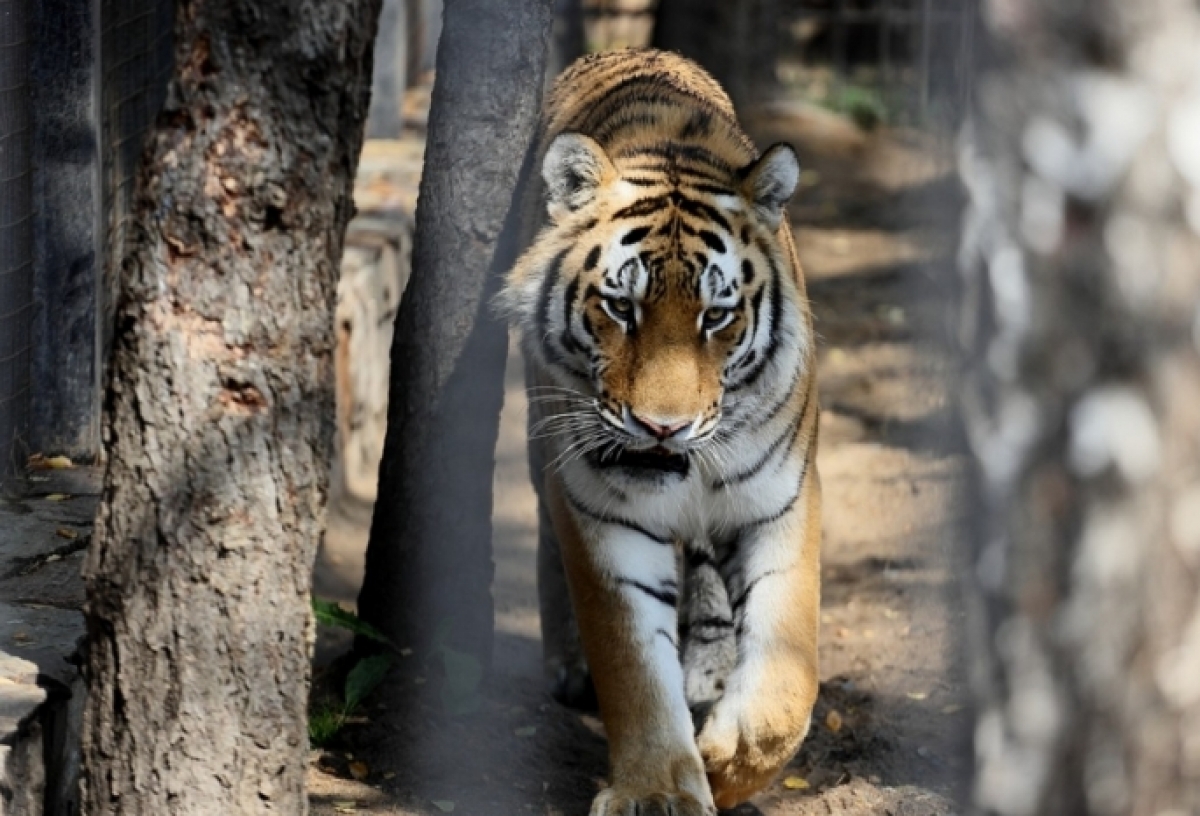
left=80, top=2, right=379, bottom=813
left=356, top=0, right=553, bottom=670
left=959, top=1, right=1200, bottom=814
left=548, top=0, right=585, bottom=80
left=651, top=0, right=778, bottom=110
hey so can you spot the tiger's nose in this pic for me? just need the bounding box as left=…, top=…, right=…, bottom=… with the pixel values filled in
left=629, top=410, right=691, bottom=440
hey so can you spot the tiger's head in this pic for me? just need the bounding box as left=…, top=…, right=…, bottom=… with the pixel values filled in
left=501, top=132, right=807, bottom=475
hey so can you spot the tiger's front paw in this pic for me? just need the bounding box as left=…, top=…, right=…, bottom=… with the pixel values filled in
left=592, top=754, right=715, bottom=816
left=695, top=697, right=811, bottom=809
left=590, top=788, right=715, bottom=816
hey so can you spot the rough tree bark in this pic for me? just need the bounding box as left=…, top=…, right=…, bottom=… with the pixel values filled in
left=651, top=0, right=779, bottom=110
left=959, top=1, right=1200, bottom=814
left=80, top=2, right=379, bottom=813
left=357, top=0, right=554, bottom=668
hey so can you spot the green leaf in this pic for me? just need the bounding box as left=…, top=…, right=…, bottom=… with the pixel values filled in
left=312, top=598, right=394, bottom=646
left=309, top=703, right=345, bottom=746
left=345, top=653, right=393, bottom=712
left=431, top=801, right=455, bottom=813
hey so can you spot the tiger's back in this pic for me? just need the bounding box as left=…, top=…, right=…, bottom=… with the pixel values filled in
left=502, top=49, right=821, bottom=814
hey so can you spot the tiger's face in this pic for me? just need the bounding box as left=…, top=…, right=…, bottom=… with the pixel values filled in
left=504, top=133, right=803, bottom=473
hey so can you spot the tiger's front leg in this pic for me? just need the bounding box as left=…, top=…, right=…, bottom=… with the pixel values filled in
left=697, top=476, right=821, bottom=809
left=547, top=480, right=715, bottom=816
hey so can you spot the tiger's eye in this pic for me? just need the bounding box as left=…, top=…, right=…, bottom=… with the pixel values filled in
left=703, top=306, right=729, bottom=329
left=607, top=296, right=634, bottom=317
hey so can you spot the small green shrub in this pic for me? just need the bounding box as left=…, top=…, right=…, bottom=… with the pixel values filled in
left=309, top=599, right=395, bottom=746
left=826, top=84, right=889, bottom=130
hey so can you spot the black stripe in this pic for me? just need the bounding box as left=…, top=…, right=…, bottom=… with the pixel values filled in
left=679, top=110, right=712, bottom=139
left=690, top=183, right=736, bottom=197
left=584, top=245, right=601, bottom=271
left=678, top=196, right=732, bottom=233
left=621, top=226, right=652, bottom=245
left=713, top=380, right=813, bottom=490
left=736, top=435, right=815, bottom=531
left=731, top=569, right=785, bottom=613
left=725, top=284, right=766, bottom=382
left=624, top=176, right=662, bottom=187
left=691, top=616, right=733, bottom=630
left=535, top=248, right=570, bottom=343
left=615, top=143, right=734, bottom=175
left=727, top=257, right=784, bottom=392
left=564, top=490, right=672, bottom=545
left=618, top=578, right=679, bottom=608
left=535, top=249, right=589, bottom=379
left=697, top=230, right=726, bottom=253
left=612, top=195, right=669, bottom=220
left=656, top=627, right=681, bottom=651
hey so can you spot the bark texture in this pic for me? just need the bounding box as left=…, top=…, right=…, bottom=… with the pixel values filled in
left=80, top=2, right=379, bottom=813
left=357, top=0, right=554, bottom=666
left=959, top=1, right=1200, bottom=814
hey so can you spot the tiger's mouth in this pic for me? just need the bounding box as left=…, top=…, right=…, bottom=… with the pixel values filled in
left=592, top=445, right=690, bottom=477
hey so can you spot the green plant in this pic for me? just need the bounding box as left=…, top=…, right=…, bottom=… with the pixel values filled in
left=826, top=84, right=889, bottom=130
left=309, top=599, right=396, bottom=746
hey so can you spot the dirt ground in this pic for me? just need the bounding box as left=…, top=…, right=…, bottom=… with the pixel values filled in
left=308, top=98, right=971, bottom=816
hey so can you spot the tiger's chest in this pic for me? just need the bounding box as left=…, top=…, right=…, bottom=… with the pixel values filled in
left=555, top=409, right=808, bottom=542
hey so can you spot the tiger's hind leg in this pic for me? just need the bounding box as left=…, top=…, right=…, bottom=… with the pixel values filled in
left=680, top=549, right=736, bottom=733
left=536, top=493, right=598, bottom=710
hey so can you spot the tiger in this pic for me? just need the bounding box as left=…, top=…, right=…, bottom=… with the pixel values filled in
left=498, top=49, right=821, bottom=814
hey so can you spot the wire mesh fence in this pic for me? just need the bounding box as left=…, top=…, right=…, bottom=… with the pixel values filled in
left=784, top=0, right=976, bottom=124
left=98, top=0, right=174, bottom=367
left=0, top=0, right=34, bottom=478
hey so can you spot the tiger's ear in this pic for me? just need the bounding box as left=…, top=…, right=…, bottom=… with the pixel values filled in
left=543, top=133, right=614, bottom=222
left=741, top=143, right=800, bottom=230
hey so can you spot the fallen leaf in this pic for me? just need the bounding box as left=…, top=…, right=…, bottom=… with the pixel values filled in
left=45, top=554, right=61, bottom=563
left=514, top=726, right=537, bottom=737
left=55, top=528, right=78, bottom=540
left=45, top=493, right=70, bottom=501
left=825, top=709, right=843, bottom=733
left=431, top=800, right=455, bottom=812
left=45, top=456, right=73, bottom=469
left=383, top=771, right=396, bottom=780
left=782, top=775, right=810, bottom=790
left=940, top=703, right=963, bottom=714
left=332, top=802, right=356, bottom=814
left=906, top=691, right=928, bottom=701
left=348, top=760, right=369, bottom=781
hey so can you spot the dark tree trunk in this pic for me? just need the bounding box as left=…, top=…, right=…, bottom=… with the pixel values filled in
left=548, top=0, right=585, bottom=79
left=80, top=2, right=379, bottom=813
left=651, top=0, right=778, bottom=110
left=959, top=1, right=1200, bottom=813
left=356, top=0, right=554, bottom=669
